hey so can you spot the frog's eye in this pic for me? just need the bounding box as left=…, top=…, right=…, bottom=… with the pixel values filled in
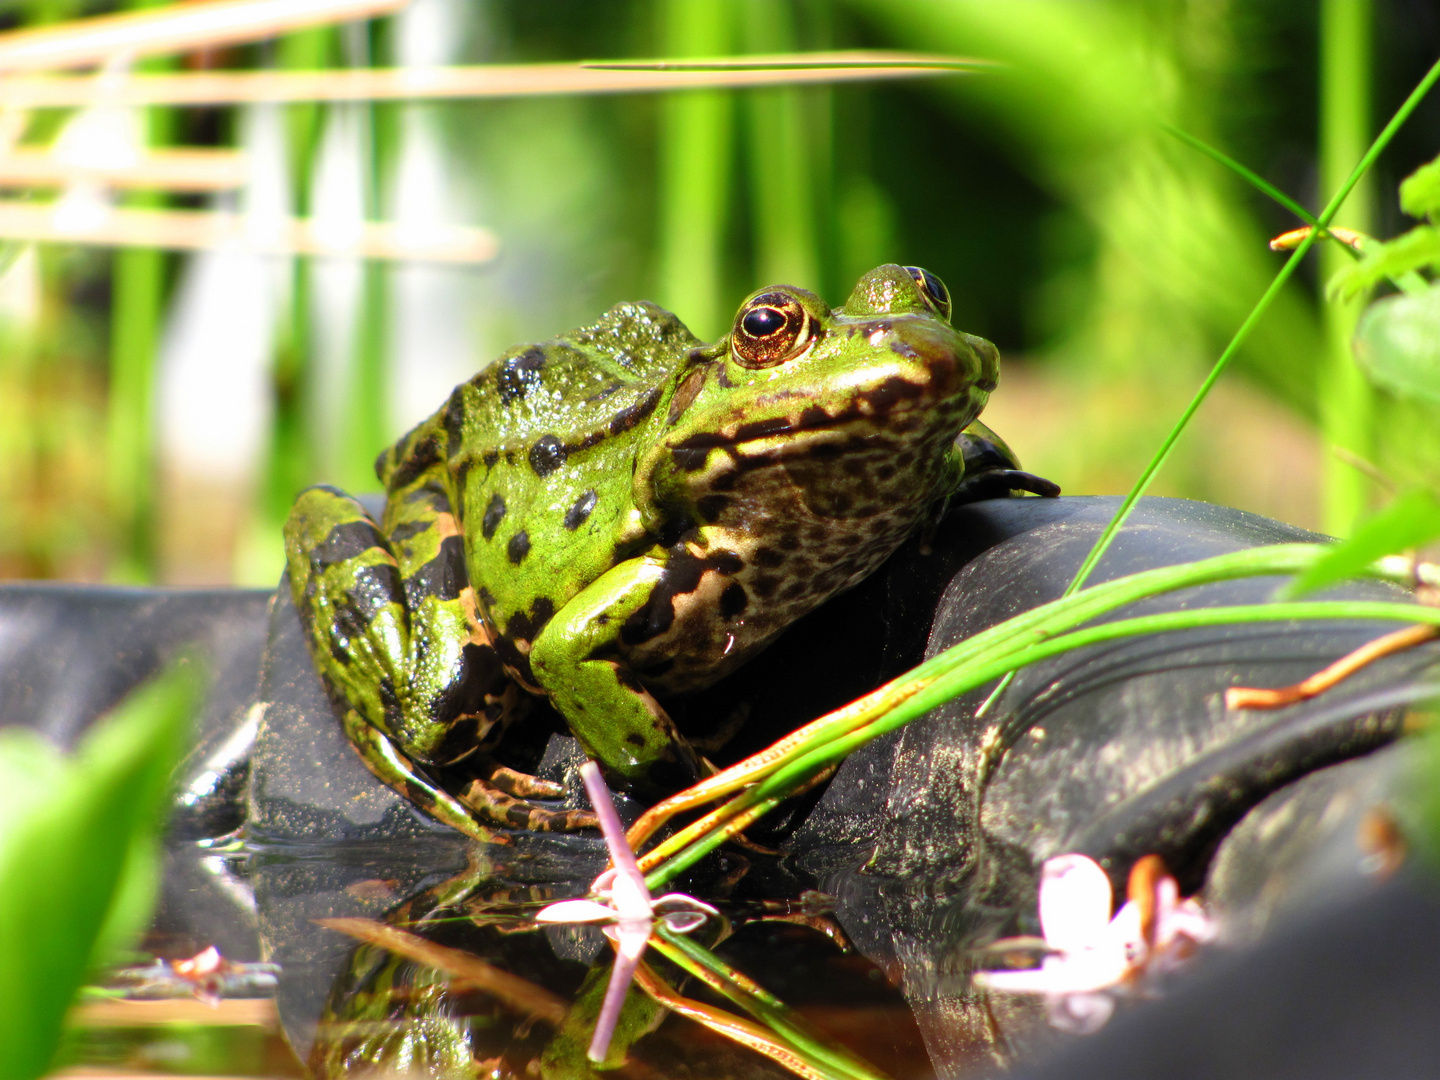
left=732, top=292, right=813, bottom=368
left=903, top=266, right=952, bottom=322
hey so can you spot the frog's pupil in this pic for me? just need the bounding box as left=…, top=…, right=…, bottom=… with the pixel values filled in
left=743, top=307, right=786, bottom=338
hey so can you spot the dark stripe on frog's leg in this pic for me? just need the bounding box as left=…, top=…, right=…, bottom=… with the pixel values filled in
left=340, top=707, right=503, bottom=844
left=287, top=485, right=594, bottom=836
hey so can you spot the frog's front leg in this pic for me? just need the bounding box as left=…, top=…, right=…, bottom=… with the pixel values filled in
left=284, top=485, right=593, bottom=838
left=952, top=419, right=1061, bottom=503
left=529, top=558, right=701, bottom=795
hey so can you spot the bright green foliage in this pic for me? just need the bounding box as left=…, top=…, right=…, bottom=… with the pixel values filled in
left=1331, top=227, right=1440, bottom=302
left=0, top=664, right=199, bottom=1080
left=1330, top=155, right=1440, bottom=303
left=1399, top=153, right=1440, bottom=222
left=1283, top=488, right=1440, bottom=599
left=1353, top=284, right=1440, bottom=406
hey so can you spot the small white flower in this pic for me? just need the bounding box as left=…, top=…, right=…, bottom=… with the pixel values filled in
left=974, top=853, right=1215, bottom=1033
left=534, top=761, right=716, bottom=1062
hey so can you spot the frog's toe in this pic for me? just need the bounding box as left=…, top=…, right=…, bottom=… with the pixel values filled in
left=475, top=758, right=567, bottom=800
left=457, top=779, right=598, bottom=832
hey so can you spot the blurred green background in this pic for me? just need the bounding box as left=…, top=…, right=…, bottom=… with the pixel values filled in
left=2, top=0, right=1439, bottom=587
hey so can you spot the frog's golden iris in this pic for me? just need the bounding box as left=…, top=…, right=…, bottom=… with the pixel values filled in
left=283, top=264, right=1057, bottom=839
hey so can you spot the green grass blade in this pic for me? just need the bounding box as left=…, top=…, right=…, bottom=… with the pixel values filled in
left=1286, top=489, right=1440, bottom=598
left=1064, top=52, right=1440, bottom=598
left=1162, top=123, right=1326, bottom=233
left=646, top=596, right=1439, bottom=887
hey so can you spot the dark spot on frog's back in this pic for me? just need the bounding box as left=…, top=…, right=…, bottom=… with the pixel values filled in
left=564, top=489, right=598, bottom=531
left=481, top=493, right=506, bottom=540
left=312, top=519, right=382, bottom=569
left=495, top=346, right=545, bottom=405
left=797, top=405, right=832, bottom=429
left=733, top=416, right=796, bottom=442
left=348, top=563, right=405, bottom=620
left=383, top=434, right=439, bottom=490
left=609, top=387, right=663, bottom=436
left=406, top=534, right=466, bottom=602
left=671, top=431, right=727, bottom=472
left=529, top=435, right=567, bottom=478
left=443, top=391, right=466, bottom=460
left=507, top=530, right=531, bottom=564
left=506, top=596, right=555, bottom=642
left=720, top=582, right=748, bottom=618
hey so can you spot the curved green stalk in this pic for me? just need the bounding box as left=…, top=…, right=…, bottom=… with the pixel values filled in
left=647, top=595, right=1438, bottom=887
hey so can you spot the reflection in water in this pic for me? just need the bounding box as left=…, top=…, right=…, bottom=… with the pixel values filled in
left=245, top=831, right=939, bottom=1079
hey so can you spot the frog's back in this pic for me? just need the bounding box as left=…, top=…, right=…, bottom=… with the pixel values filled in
left=382, top=301, right=700, bottom=681
left=455, top=301, right=697, bottom=448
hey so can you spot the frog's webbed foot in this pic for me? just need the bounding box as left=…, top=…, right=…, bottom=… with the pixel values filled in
left=456, top=756, right=598, bottom=833
left=340, top=708, right=505, bottom=845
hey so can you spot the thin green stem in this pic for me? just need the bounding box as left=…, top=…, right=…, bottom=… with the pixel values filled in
left=1319, top=0, right=1377, bottom=536
left=1162, top=123, right=1331, bottom=236
left=1066, top=52, right=1440, bottom=597
left=652, top=929, right=885, bottom=1080
left=647, top=596, right=1438, bottom=887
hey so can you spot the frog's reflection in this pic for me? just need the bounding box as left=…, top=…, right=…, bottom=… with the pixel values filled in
left=308, top=864, right=582, bottom=1078
left=256, top=837, right=933, bottom=1080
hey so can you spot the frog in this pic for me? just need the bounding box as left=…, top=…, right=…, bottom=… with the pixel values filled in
left=283, top=264, right=1058, bottom=842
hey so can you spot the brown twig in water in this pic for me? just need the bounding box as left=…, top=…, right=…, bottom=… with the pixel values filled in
left=316, top=916, right=567, bottom=1025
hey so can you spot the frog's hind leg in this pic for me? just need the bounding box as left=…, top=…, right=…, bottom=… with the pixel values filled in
left=286, top=484, right=594, bottom=836
left=340, top=707, right=506, bottom=843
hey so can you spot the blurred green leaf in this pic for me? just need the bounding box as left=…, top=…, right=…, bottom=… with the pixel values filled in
left=1284, top=488, right=1440, bottom=598
left=1330, top=226, right=1440, bottom=302
left=1399, top=153, right=1440, bottom=223
left=0, top=663, right=200, bottom=1080
left=1352, top=282, right=1440, bottom=404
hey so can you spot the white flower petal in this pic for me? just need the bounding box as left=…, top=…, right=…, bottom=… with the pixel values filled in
left=1048, top=991, right=1115, bottom=1034
left=659, top=910, right=708, bottom=934
left=534, top=900, right=617, bottom=925
left=1039, top=855, right=1114, bottom=952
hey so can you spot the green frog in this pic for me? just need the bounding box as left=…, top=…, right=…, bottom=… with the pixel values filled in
left=284, top=264, right=1056, bottom=841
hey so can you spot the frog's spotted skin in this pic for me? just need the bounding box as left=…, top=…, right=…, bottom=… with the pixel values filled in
left=285, top=264, right=1058, bottom=838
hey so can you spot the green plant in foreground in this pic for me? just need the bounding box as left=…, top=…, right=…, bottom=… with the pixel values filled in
left=0, top=664, right=199, bottom=1080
